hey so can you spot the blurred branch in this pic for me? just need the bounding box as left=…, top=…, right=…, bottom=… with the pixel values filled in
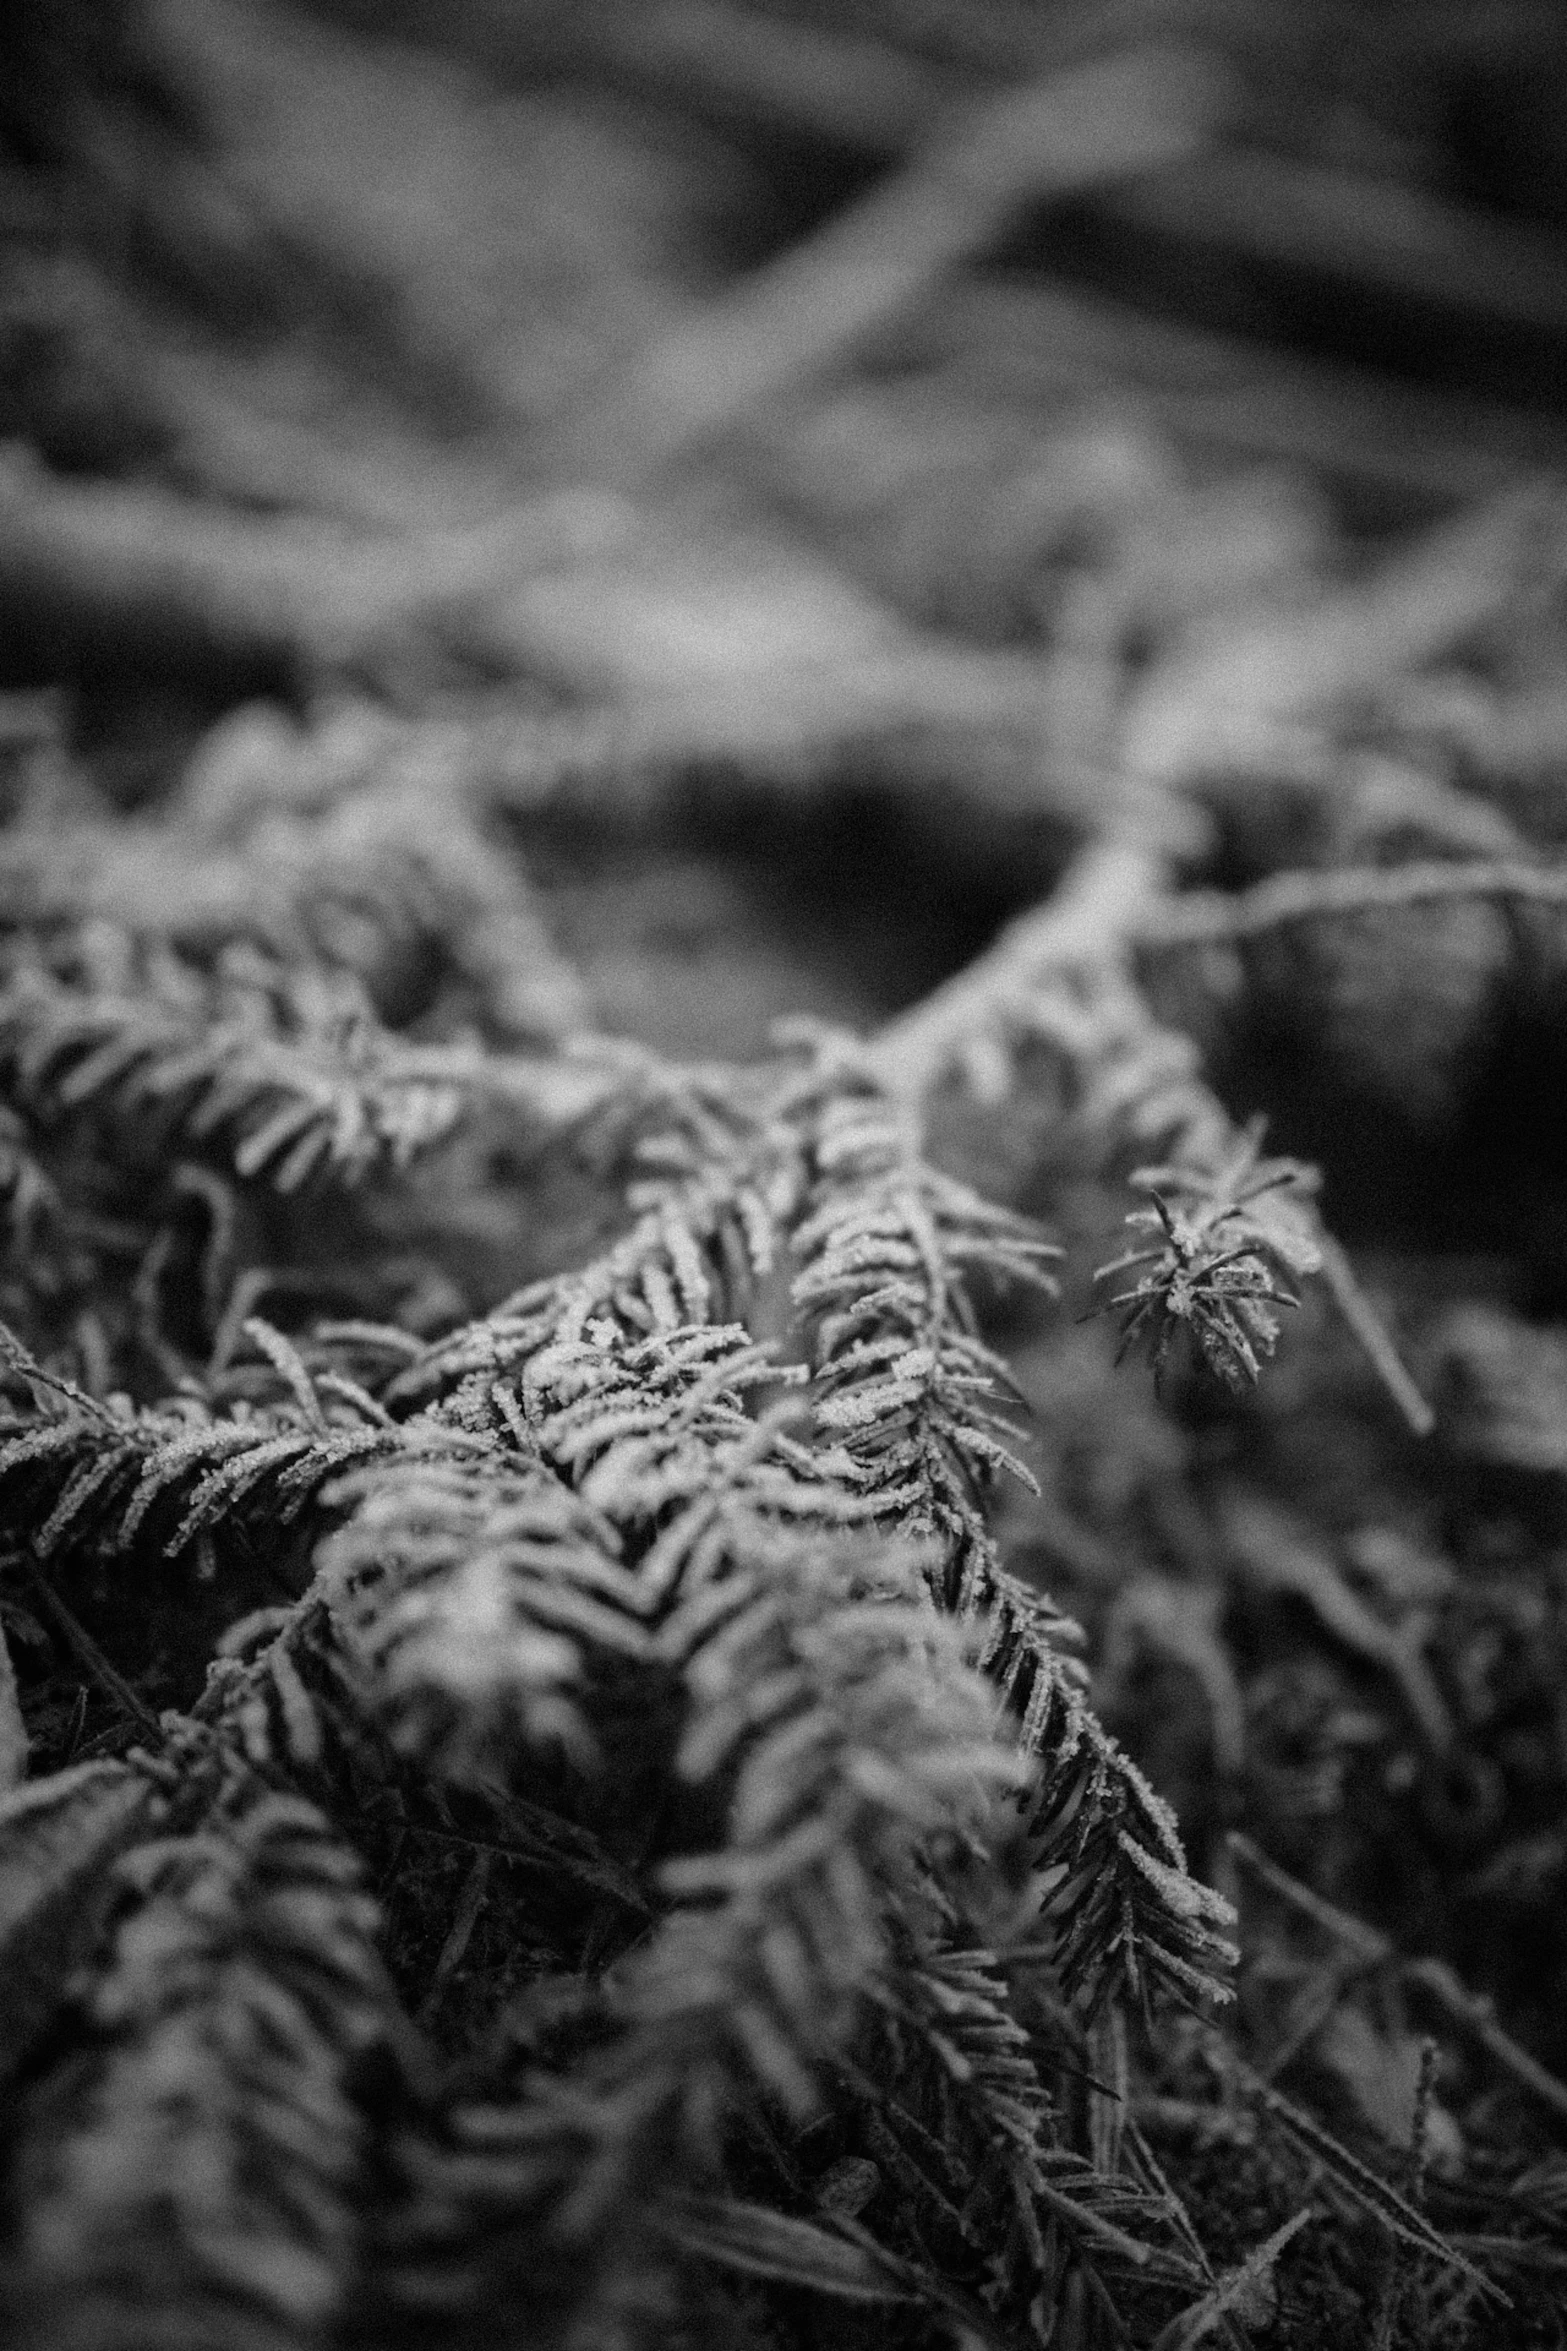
left=1314, top=1241, right=1437, bottom=1443
left=1102, top=148, right=1567, bottom=340
left=532, top=0, right=956, bottom=150
left=146, top=355, right=523, bottom=532
left=539, top=42, right=1235, bottom=486
left=317, top=0, right=958, bottom=147
left=1144, top=857, right=1567, bottom=947
left=1121, top=477, right=1567, bottom=785
left=0, top=455, right=1176, bottom=839
left=0, top=454, right=635, bottom=675
left=338, top=0, right=1242, bottom=149
left=895, top=283, right=1566, bottom=499
left=351, top=0, right=1565, bottom=151
left=864, top=522, right=1517, bottom=1423
left=0, top=434, right=1170, bottom=852
left=486, top=643, right=1191, bottom=843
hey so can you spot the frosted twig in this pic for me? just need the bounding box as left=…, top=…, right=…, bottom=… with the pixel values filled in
left=1145, top=858, right=1567, bottom=950
left=868, top=838, right=1167, bottom=1098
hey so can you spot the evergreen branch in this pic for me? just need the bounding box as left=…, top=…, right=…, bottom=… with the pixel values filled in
left=7, top=1791, right=406, bottom=2351
left=789, top=1078, right=1058, bottom=1546
left=5, top=25, right=1562, bottom=2344
left=0, top=944, right=616, bottom=1192
left=853, top=1932, right=1201, bottom=2325
left=869, top=839, right=1169, bottom=1102
left=392, top=1052, right=1237, bottom=2014
left=519, top=1321, right=880, bottom=1586
left=195, top=1607, right=343, bottom=1782
left=392, top=1536, right=1025, bottom=2341
left=0, top=1761, right=162, bottom=2086
left=349, top=1312, right=1097, bottom=2335
left=872, top=841, right=1434, bottom=1430
left=0, top=748, right=587, bottom=1043
left=2, top=1032, right=1233, bottom=2053
left=385, top=1080, right=805, bottom=1407
left=787, top=1077, right=1236, bottom=2013
left=319, top=1448, right=649, bottom=1783
left=0, top=1316, right=453, bottom=1568
left=889, top=1934, right=1053, bottom=2190
left=0, top=949, right=468, bottom=1190
left=619, top=1538, right=1018, bottom=2150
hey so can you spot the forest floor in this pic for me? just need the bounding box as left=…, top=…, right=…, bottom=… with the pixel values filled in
left=3, top=4, right=1567, bottom=2346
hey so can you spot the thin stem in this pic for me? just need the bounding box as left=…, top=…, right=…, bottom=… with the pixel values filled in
left=1143, top=857, right=1567, bottom=950
left=1317, top=1238, right=1436, bottom=1440
left=1403, top=1961, right=1567, bottom=2136
left=869, top=837, right=1167, bottom=1096
left=416, top=1851, right=493, bottom=2030
left=23, top=1559, right=163, bottom=1742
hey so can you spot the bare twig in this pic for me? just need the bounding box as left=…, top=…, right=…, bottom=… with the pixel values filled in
left=1314, top=1240, right=1436, bottom=1441
left=1230, top=1834, right=1567, bottom=2135
left=1144, top=858, right=1567, bottom=950
left=416, top=1850, right=493, bottom=2029
left=1223, top=1501, right=1450, bottom=1746
left=896, top=281, right=1565, bottom=501
left=1102, top=149, right=1567, bottom=342
left=542, top=42, right=1234, bottom=487
left=22, top=1560, right=163, bottom=1743
left=0, top=457, right=635, bottom=676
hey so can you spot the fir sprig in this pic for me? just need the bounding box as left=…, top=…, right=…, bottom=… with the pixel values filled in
left=1093, top=1125, right=1322, bottom=1393
left=0, top=943, right=470, bottom=1191
left=0, top=1316, right=455, bottom=1571
left=321, top=1446, right=648, bottom=1783
left=380, top=1535, right=1031, bottom=2345
left=786, top=1075, right=1237, bottom=2013
left=6, top=1790, right=406, bottom=2351
left=0, top=749, right=585, bottom=1042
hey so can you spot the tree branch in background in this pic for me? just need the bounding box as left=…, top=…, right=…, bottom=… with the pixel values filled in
left=539, top=42, right=1233, bottom=485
